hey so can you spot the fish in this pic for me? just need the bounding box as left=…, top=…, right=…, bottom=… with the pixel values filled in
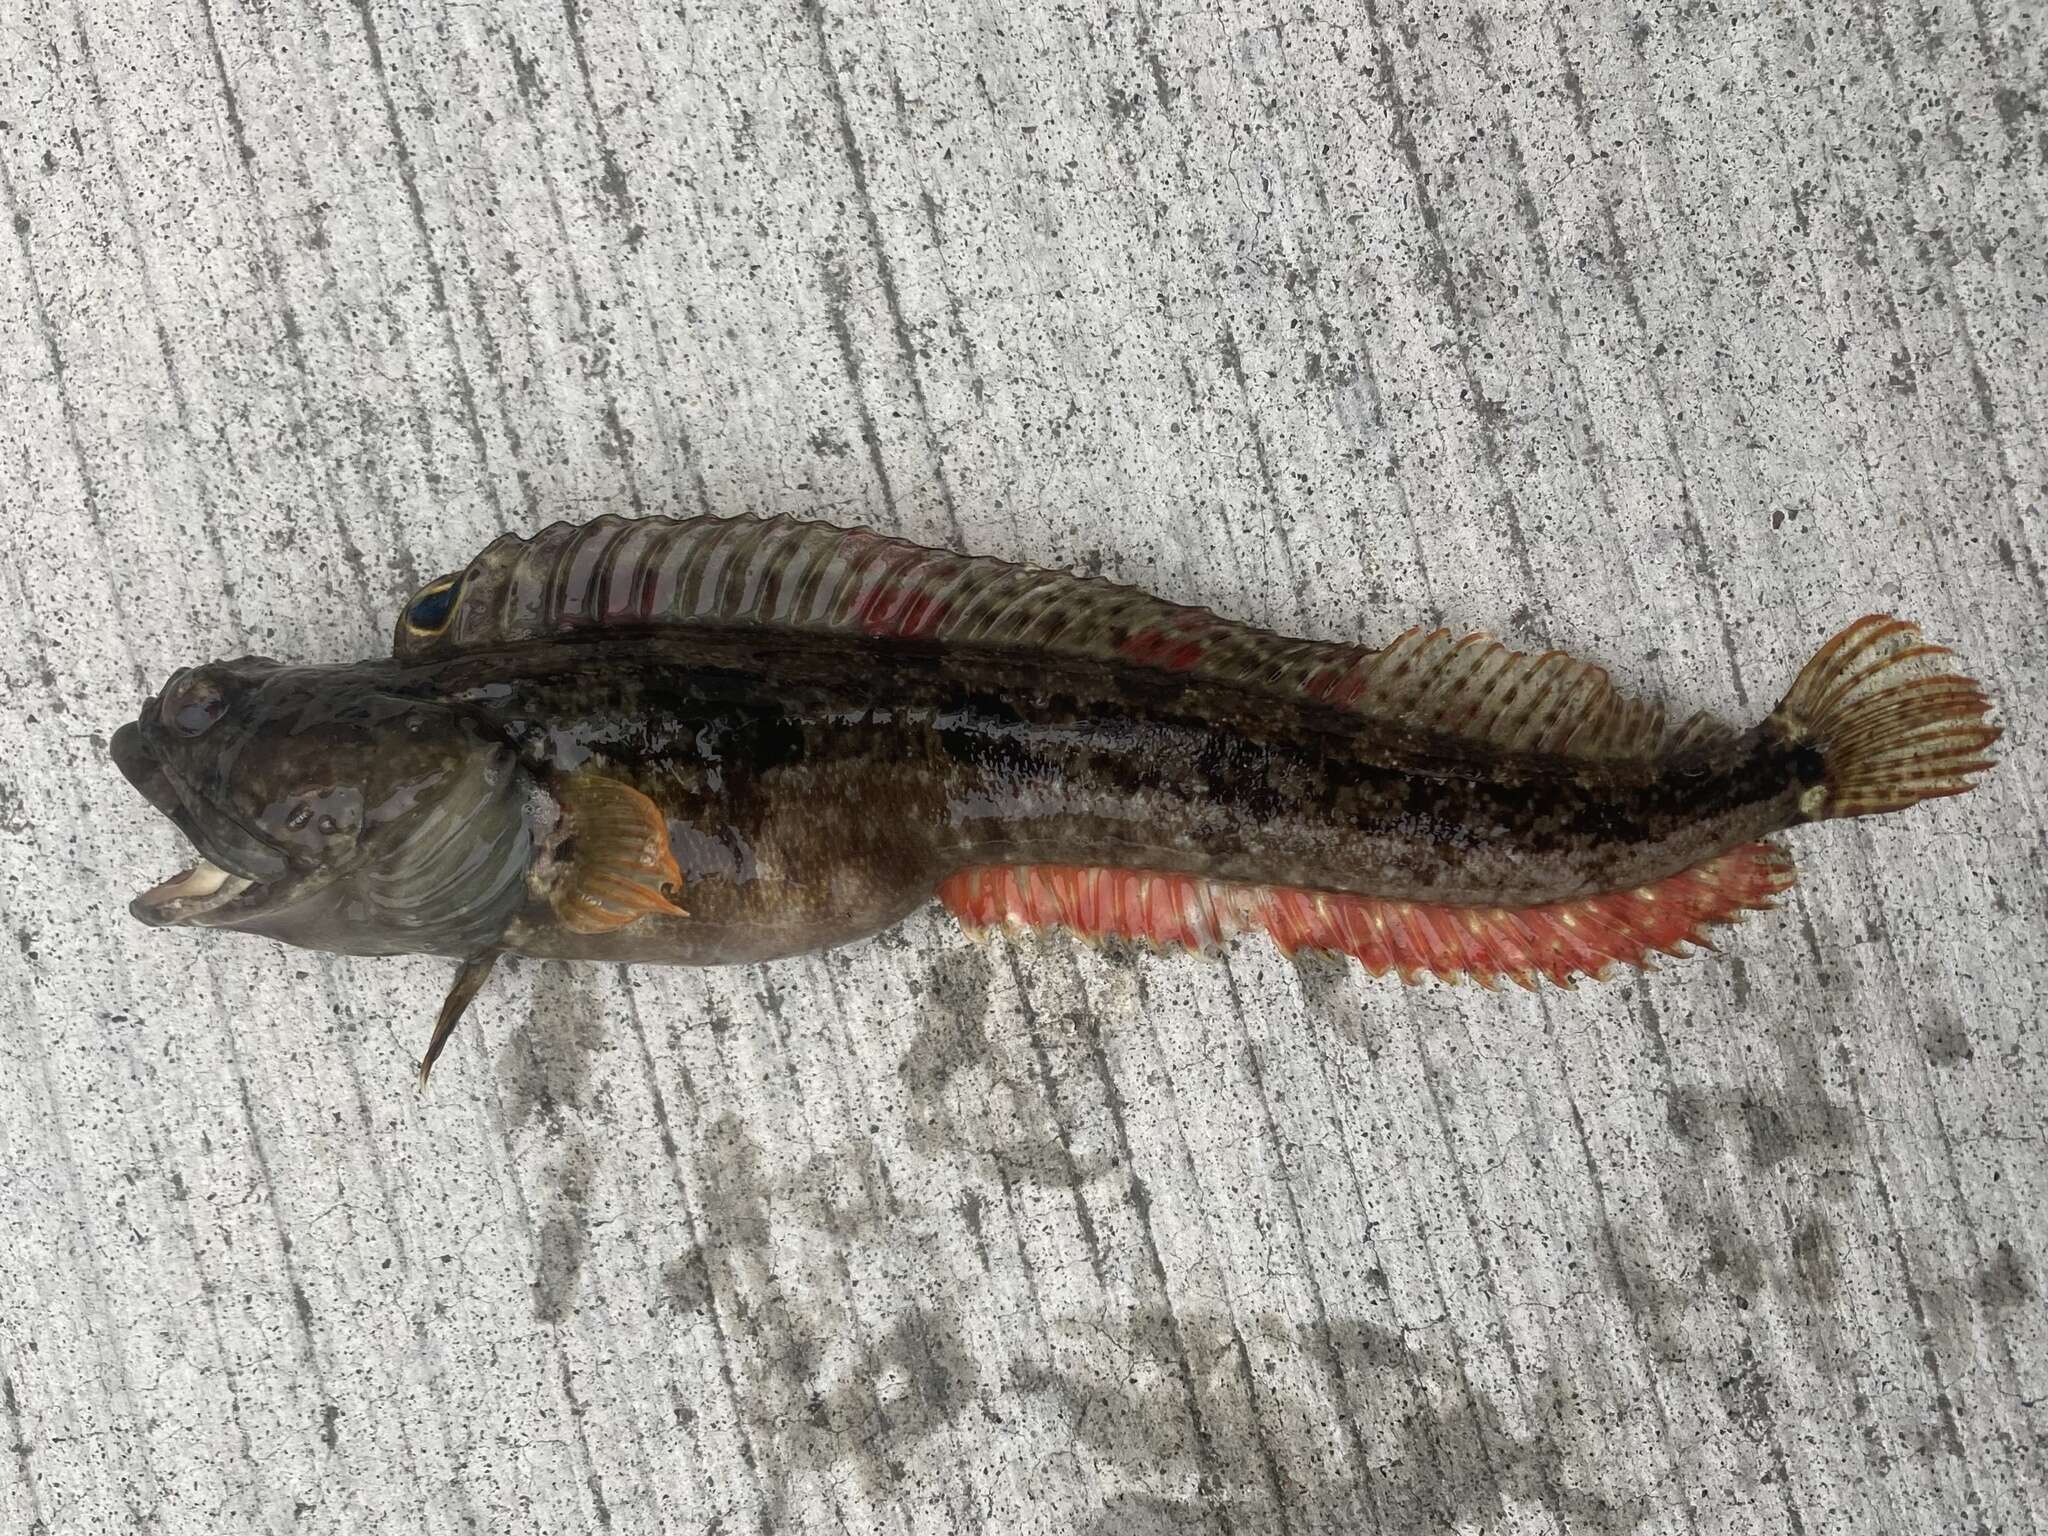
left=111, top=513, right=2000, bottom=1082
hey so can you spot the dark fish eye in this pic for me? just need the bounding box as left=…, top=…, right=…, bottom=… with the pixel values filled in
left=404, top=576, right=463, bottom=635
left=162, top=673, right=226, bottom=737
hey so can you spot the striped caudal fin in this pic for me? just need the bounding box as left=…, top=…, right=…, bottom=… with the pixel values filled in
left=936, top=845, right=1796, bottom=990
left=1772, top=616, right=2000, bottom=820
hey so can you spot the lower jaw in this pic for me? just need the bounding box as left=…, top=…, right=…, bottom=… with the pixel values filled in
left=132, top=858, right=257, bottom=927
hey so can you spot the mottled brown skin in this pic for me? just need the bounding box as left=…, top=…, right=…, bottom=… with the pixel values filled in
left=377, top=625, right=1823, bottom=964
left=115, top=511, right=1996, bottom=1090
left=115, top=624, right=1827, bottom=968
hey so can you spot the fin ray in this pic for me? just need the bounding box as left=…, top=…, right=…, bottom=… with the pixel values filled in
left=936, top=845, right=1797, bottom=990
left=418, top=953, right=498, bottom=1087
left=399, top=514, right=1718, bottom=764
left=1772, top=615, right=1999, bottom=818
left=543, top=773, right=687, bottom=934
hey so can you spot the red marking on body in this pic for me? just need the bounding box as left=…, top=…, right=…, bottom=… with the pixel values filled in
left=853, top=581, right=950, bottom=639
left=1303, top=662, right=1369, bottom=706
left=1118, top=613, right=1223, bottom=672
left=1118, top=629, right=1208, bottom=670
left=937, top=844, right=1796, bottom=989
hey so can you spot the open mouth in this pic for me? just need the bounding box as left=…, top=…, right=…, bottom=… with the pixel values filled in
left=111, top=720, right=279, bottom=927
left=134, top=858, right=259, bottom=924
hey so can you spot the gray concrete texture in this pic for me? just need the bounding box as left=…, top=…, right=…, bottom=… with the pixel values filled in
left=0, top=0, right=2042, bottom=1530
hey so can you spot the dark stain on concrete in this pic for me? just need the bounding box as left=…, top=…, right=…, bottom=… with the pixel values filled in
left=692, top=1112, right=838, bottom=1515
left=1287, top=949, right=1379, bottom=1051
left=661, top=1246, right=714, bottom=1315
left=508, top=37, right=546, bottom=105
left=899, top=947, right=993, bottom=1098
left=502, top=981, right=600, bottom=1331
left=699, top=1112, right=774, bottom=1250
left=0, top=777, right=27, bottom=835
left=1664, top=1083, right=1858, bottom=1167
left=1973, top=1242, right=2035, bottom=1309
left=0, top=1368, right=47, bottom=1535
left=1790, top=1211, right=1840, bottom=1303
left=1911, top=1394, right=1968, bottom=1462
left=534, top=1136, right=598, bottom=1323
left=1740, top=1092, right=1856, bottom=1167
left=1717, top=1340, right=1775, bottom=1438
left=1664, top=1083, right=1716, bottom=1143
left=1605, top=1228, right=1700, bottom=1363
left=1008, top=1321, right=1206, bottom=1473
left=533, top=1212, right=588, bottom=1323
left=959, top=1188, right=990, bottom=1269
left=796, top=1138, right=889, bottom=1240
left=898, top=952, right=1106, bottom=1186
left=1705, top=1217, right=1768, bottom=1301
left=685, top=1109, right=985, bottom=1520
left=876, top=1301, right=975, bottom=1429
left=1920, top=1011, right=1973, bottom=1064
left=1993, top=87, right=2037, bottom=128
left=501, top=966, right=609, bottom=1135
left=667, top=1384, right=695, bottom=1430
left=1028, top=1308, right=1637, bottom=1532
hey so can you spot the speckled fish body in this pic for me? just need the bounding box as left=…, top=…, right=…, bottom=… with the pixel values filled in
left=366, top=631, right=1795, bottom=958
left=112, top=514, right=1999, bottom=1079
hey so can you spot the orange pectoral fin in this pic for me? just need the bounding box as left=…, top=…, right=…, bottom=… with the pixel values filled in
left=545, top=773, right=687, bottom=934
left=935, top=844, right=1797, bottom=990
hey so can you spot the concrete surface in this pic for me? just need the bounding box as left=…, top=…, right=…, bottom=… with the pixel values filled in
left=1, top=0, right=2043, bottom=1531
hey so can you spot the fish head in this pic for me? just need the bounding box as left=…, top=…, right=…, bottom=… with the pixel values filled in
left=112, top=658, right=534, bottom=956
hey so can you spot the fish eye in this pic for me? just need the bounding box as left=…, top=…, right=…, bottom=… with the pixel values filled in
left=162, top=673, right=226, bottom=737
left=404, top=575, right=463, bottom=636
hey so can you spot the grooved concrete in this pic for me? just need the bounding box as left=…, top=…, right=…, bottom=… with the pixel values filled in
left=1, top=1, right=2042, bottom=1531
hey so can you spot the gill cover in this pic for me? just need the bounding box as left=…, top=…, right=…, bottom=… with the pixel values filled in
left=337, top=723, right=534, bottom=956
left=120, top=659, right=536, bottom=958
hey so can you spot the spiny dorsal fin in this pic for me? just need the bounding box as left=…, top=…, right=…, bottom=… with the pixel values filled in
left=392, top=512, right=1327, bottom=667
left=395, top=514, right=1719, bottom=763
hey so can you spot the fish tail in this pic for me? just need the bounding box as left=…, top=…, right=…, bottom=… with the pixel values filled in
left=1770, top=615, right=2000, bottom=820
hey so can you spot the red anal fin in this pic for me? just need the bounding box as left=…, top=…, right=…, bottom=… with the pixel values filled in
left=936, top=844, right=1796, bottom=989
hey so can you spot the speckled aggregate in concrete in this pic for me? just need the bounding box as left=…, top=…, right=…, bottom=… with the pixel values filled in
left=0, top=1, right=2042, bottom=1532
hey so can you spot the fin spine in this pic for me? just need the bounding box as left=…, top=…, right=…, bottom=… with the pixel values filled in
left=399, top=514, right=1724, bottom=764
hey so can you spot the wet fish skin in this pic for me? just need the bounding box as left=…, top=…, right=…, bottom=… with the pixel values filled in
left=112, top=659, right=533, bottom=958
left=110, top=513, right=1999, bottom=1078
left=401, top=628, right=1816, bottom=950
